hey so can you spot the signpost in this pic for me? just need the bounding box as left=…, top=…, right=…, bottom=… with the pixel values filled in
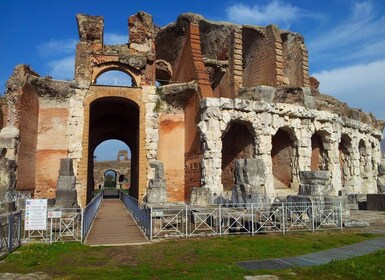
left=25, top=199, right=48, bottom=231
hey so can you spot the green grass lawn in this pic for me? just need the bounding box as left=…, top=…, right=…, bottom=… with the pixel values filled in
left=0, top=230, right=384, bottom=279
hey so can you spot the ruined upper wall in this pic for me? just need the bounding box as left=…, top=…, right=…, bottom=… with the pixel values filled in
left=155, top=13, right=309, bottom=97
left=75, top=12, right=156, bottom=86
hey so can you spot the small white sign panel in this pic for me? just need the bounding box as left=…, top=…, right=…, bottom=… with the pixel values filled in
left=25, top=199, right=48, bottom=231
left=48, top=211, right=62, bottom=219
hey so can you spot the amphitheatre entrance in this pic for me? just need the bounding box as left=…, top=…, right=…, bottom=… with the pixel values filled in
left=85, top=95, right=140, bottom=204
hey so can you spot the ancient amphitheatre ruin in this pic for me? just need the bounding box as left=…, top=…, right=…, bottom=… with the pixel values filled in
left=0, top=10, right=384, bottom=218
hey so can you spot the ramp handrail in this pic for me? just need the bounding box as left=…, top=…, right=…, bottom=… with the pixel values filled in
left=82, top=191, right=103, bottom=242
left=119, top=191, right=151, bottom=240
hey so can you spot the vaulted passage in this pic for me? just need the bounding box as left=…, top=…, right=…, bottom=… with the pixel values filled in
left=221, top=122, right=254, bottom=191
left=87, top=97, right=139, bottom=203
left=271, top=129, right=294, bottom=189
left=311, top=132, right=328, bottom=171
left=339, top=135, right=352, bottom=189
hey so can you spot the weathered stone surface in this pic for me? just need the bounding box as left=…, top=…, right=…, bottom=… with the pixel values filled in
left=299, top=171, right=330, bottom=196
left=1, top=10, right=383, bottom=210
left=190, top=187, right=212, bottom=206
left=232, top=159, right=269, bottom=205
left=76, top=14, right=104, bottom=43
left=55, top=159, right=77, bottom=207
left=146, top=160, right=167, bottom=203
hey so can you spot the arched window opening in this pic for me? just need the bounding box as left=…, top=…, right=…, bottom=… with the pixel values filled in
left=93, top=139, right=132, bottom=193
left=104, top=170, right=117, bottom=188
left=311, top=133, right=328, bottom=171
left=95, top=70, right=134, bottom=87
left=271, top=128, right=295, bottom=189
left=221, top=122, right=254, bottom=191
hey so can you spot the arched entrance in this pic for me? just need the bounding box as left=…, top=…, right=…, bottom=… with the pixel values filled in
left=104, top=170, right=117, bottom=188
left=271, top=128, right=297, bottom=189
left=86, top=95, right=140, bottom=203
left=221, top=121, right=255, bottom=191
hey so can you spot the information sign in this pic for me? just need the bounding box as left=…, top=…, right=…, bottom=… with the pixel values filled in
left=25, top=199, right=48, bottom=231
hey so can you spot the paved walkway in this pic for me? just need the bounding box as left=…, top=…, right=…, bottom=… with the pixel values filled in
left=85, top=199, right=148, bottom=246
left=238, top=236, right=385, bottom=270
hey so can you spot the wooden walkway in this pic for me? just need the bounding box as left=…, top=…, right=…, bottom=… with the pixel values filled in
left=85, top=199, right=149, bottom=246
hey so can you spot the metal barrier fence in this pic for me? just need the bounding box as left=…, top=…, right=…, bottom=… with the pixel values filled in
left=24, top=208, right=82, bottom=244
left=119, top=194, right=342, bottom=240
left=0, top=211, right=22, bottom=258
left=119, top=191, right=151, bottom=239
left=82, top=191, right=103, bottom=242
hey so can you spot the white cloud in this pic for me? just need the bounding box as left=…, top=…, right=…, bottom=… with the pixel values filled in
left=104, top=33, right=127, bottom=45
left=308, top=0, right=385, bottom=63
left=37, top=39, right=77, bottom=57
left=313, top=59, right=385, bottom=120
left=46, top=56, right=75, bottom=80
left=225, top=0, right=312, bottom=27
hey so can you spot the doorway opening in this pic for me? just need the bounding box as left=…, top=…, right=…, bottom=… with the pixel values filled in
left=87, top=96, right=139, bottom=203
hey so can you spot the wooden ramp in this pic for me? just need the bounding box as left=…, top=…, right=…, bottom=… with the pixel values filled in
left=85, top=199, right=149, bottom=246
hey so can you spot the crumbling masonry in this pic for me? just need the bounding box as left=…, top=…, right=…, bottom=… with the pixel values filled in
left=0, top=12, right=384, bottom=209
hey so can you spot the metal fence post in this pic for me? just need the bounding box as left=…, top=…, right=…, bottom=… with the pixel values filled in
left=7, top=213, right=13, bottom=252
left=81, top=208, right=84, bottom=244
left=150, top=206, right=153, bottom=241
left=311, top=201, right=315, bottom=232
left=219, top=204, right=222, bottom=236
left=339, top=201, right=343, bottom=231
left=251, top=203, right=254, bottom=236
left=185, top=205, right=188, bottom=238
left=17, top=212, right=21, bottom=246
left=282, top=203, right=285, bottom=235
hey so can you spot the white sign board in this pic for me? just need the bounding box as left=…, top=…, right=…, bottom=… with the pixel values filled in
left=48, top=211, right=62, bottom=219
left=25, top=199, right=48, bottom=231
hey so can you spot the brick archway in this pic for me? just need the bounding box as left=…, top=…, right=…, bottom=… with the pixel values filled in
left=77, top=86, right=147, bottom=207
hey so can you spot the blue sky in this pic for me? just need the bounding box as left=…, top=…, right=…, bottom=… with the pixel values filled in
left=0, top=0, right=384, bottom=158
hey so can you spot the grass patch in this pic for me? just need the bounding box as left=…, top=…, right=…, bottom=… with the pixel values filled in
left=0, top=230, right=381, bottom=279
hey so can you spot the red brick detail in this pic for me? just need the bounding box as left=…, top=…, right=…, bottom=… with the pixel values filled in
left=187, top=23, right=213, bottom=98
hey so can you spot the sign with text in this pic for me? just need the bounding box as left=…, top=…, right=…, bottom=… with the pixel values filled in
left=48, top=211, right=62, bottom=219
left=25, top=199, right=48, bottom=231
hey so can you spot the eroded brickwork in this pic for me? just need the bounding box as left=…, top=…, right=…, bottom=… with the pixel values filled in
left=0, top=12, right=383, bottom=208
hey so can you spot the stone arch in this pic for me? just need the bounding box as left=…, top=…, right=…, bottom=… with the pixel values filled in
left=311, top=131, right=329, bottom=171
left=155, top=59, right=172, bottom=85
left=271, top=127, right=297, bottom=189
left=221, top=120, right=255, bottom=191
left=77, top=86, right=146, bottom=206
left=103, top=169, right=117, bottom=188
left=339, top=134, right=352, bottom=190
left=92, top=63, right=140, bottom=86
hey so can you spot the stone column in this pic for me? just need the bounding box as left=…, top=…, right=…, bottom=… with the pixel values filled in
left=198, top=100, right=223, bottom=194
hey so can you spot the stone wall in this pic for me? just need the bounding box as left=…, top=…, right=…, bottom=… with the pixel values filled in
left=198, top=90, right=383, bottom=198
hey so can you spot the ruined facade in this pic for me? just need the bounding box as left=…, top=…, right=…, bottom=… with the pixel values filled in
left=0, top=12, right=384, bottom=208
left=93, top=150, right=131, bottom=190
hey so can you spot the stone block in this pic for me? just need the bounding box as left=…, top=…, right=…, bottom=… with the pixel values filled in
left=378, top=159, right=385, bottom=175
left=55, top=176, right=77, bottom=207
left=304, top=95, right=316, bottom=109
left=324, top=195, right=350, bottom=219
left=367, top=194, right=385, bottom=211
left=235, top=158, right=266, bottom=189
left=59, top=158, right=74, bottom=176
left=146, top=187, right=167, bottom=203
left=190, top=187, right=212, bottom=206
left=299, top=171, right=330, bottom=195
left=378, top=177, right=385, bottom=193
